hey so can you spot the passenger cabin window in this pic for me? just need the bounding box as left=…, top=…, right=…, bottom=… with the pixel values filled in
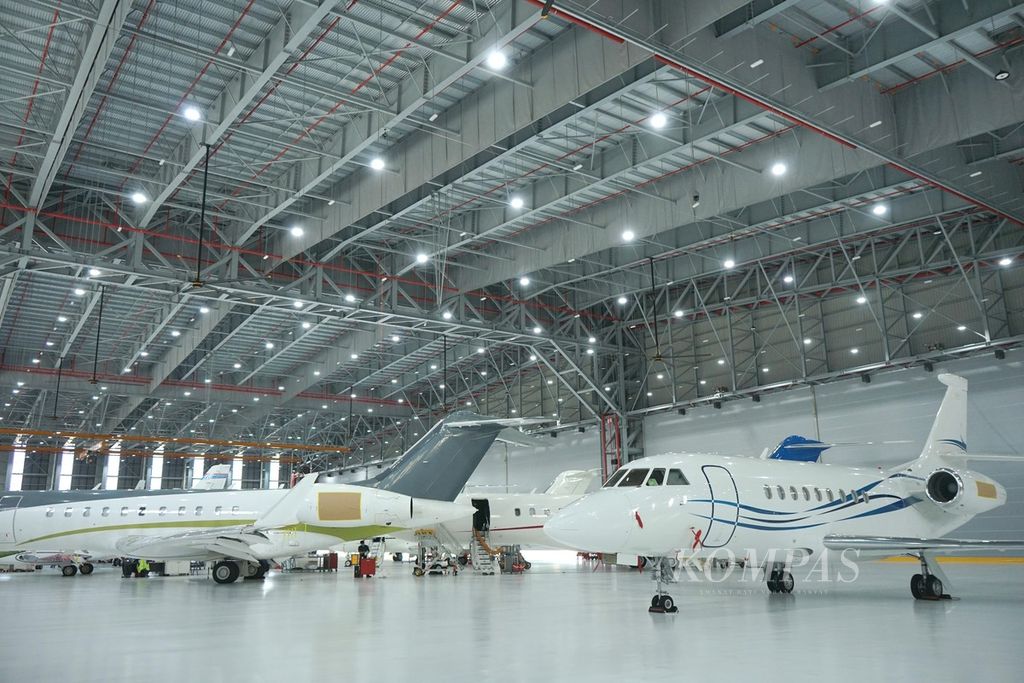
left=861, top=492, right=870, bottom=504
left=814, top=488, right=822, bottom=502
left=178, top=506, right=186, bottom=516
left=826, top=489, right=834, bottom=502
left=603, top=470, right=627, bottom=488
left=64, top=507, right=72, bottom=518
left=838, top=489, right=846, bottom=501
left=45, top=508, right=54, bottom=518
left=529, top=506, right=536, bottom=516
left=801, top=486, right=810, bottom=501
left=666, top=469, right=689, bottom=485
left=195, top=506, right=203, bottom=516
left=776, top=485, right=785, bottom=499
left=764, top=485, right=773, bottom=500
left=514, top=508, right=521, bottom=517
left=646, top=469, right=665, bottom=486
left=789, top=486, right=798, bottom=500
left=618, top=468, right=650, bottom=487
left=120, top=507, right=129, bottom=517
left=83, top=507, right=91, bottom=518
left=101, top=507, right=110, bottom=517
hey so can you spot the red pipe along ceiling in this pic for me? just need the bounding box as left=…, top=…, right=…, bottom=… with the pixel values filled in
left=523, top=0, right=1023, bottom=231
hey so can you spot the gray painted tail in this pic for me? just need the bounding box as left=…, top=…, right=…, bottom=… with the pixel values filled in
left=355, top=412, right=506, bottom=501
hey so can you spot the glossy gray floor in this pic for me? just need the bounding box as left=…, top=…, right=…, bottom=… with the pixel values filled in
left=1, top=557, right=1022, bottom=682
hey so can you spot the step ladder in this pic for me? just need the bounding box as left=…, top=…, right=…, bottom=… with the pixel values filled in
left=470, top=529, right=499, bottom=575
left=369, top=537, right=388, bottom=563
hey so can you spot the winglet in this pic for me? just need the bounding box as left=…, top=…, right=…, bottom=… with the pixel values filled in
left=255, top=470, right=318, bottom=529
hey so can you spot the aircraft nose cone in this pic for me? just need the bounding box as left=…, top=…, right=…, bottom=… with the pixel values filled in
left=544, top=496, right=631, bottom=552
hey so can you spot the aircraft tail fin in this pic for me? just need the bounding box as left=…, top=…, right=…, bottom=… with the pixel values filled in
left=356, top=412, right=543, bottom=501
left=192, top=464, right=232, bottom=490
left=915, top=373, right=969, bottom=465
left=765, top=435, right=831, bottom=462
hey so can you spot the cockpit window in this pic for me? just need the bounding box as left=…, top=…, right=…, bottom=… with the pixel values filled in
left=666, top=469, right=689, bottom=486
left=645, top=469, right=665, bottom=486
left=602, top=469, right=627, bottom=488
left=617, top=468, right=650, bottom=487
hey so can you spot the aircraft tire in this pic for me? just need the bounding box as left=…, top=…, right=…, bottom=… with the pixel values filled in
left=910, top=573, right=925, bottom=599
left=779, top=571, right=795, bottom=594
left=926, top=575, right=943, bottom=599
left=61, top=565, right=78, bottom=577
left=79, top=563, right=94, bottom=576
left=660, top=595, right=674, bottom=611
left=212, top=560, right=240, bottom=584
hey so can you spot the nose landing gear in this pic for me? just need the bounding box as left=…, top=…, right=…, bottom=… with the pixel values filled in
left=647, top=557, right=679, bottom=613
left=766, top=563, right=794, bottom=594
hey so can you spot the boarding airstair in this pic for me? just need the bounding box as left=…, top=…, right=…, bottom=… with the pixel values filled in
left=470, top=529, right=500, bottom=575
left=412, top=525, right=463, bottom=576
left=369, top=537, right=388, bottom=563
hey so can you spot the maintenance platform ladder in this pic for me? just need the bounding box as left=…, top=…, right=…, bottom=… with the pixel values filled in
left=415, top=525, right=462, bottom=559
left=369, top=537, right=388, bottom=563
left=470, top=529, right=499, bottom=575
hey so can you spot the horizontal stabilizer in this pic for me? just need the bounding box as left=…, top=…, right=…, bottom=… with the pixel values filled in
left=823, top=535, right=1024, bottom=552
left=933, top=453, right=1024, bottom=462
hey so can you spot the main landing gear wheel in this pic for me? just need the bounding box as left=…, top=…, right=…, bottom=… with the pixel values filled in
left=61, top=564, right=78, bottom=577
left=911, top=573, right=944, bottom=600
left=767, top=567, right=794, bottom=594
left=79, top=563, right=94, bottom=576
left=243, top=560, right=270, bottom=580
left=212, top=560, right=240, bottom=584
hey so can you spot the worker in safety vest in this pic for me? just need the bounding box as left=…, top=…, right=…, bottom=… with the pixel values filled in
left=136, top=558, right=150, bottom=577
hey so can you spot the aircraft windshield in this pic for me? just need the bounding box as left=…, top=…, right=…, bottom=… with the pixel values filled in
left=617, top=468, right=650, bottom=487
left=645, top=469, right=665, bottom=486
left=602, top=469, right=627, bottom=488
left=667, top=469, right=689, bottom=485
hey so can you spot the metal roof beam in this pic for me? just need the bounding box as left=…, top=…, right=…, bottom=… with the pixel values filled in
left=28, top=0, right=131, bottom=210
left=137, top=0, right=343, bottom=227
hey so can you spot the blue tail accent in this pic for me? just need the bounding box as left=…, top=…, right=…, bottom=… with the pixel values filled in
left=768, top=435, right=831, bottom=462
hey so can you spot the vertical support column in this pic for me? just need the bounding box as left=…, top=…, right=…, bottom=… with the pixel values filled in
left=268, top=455, right=281, bottom=490
left=150, top=444, right=164, bottom=490
left=8, top=437, right=26, bottom=491
left=231, top=453, right=244, bottom=490
left=599, top=414, right=622, bottom=480
left=57, top=440, right=75, bottom=491
left=105, top=441, right=121, bottom=490
left=191, top=456, right=206, bottom=488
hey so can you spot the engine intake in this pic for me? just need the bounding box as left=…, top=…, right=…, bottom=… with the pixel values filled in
left=926, top=468, right=962, bottom=505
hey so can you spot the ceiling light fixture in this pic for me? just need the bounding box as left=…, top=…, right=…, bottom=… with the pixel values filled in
left=519, top=276, right=530, bottom=286
left=131, top=192, right=147, bottom=205
left=856, top=295, right=867, bottom=304
left=369, top=157, right=385, bottom=171
left=617, top=296, right=628, bottom=305
left=485, top=50, right=507, bottom=70
left=183, top=105, right=201, bottom=122
left=442, top=311, right=453, bottom=320
left=290, top=226, right=304, bottom=237
left=871, top=203, right=888, bottom=216
left=994, top=69, right=1010, bottom=81
left=769, top=162, right=787, bottom=176
left=415, top=253, right=429, bottom=264
left=783, top=274, right=794, bottom=283
left=674, top=310, right=684, bottom=318
left=622, top=229, right=635, bottom=242
left=724, top=259, right=736, bottom=269
left=649, top=112, right=667, bottom=129
left=749, top=58, right=764, bottom=68
left=998, top=257, right=1012, bottom=266
left=969, top=171, right=982, bottom=178
left=509, top=196, right=524, bottom=209
left=533, top=326, right=542, bottom=334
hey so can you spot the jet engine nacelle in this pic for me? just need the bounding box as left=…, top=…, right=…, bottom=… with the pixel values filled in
left=295, top=485, right=406, bottom=527
left=924, top=467, right=1004, bottom=516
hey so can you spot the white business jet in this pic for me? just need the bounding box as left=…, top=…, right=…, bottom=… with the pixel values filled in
left=0, top=413, right=511, bottom=583
left=544, top=374, right=1023, bottom=611
left=2, top=465, right=234, bottom=574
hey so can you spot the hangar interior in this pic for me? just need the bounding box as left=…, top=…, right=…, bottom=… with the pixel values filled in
left=0, top=0, right=1023, bottom=678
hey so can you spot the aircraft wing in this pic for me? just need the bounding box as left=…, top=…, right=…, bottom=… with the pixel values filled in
left=14, top=551, right=93, bottom=564
left=823, top=535, right=1024, bottom=552
left=114, top=526, right=269, bottom=562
